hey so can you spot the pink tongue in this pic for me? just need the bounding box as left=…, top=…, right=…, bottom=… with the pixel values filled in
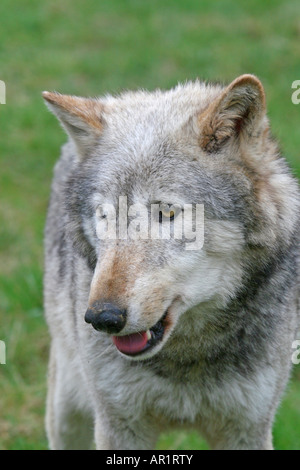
left=112, top=331, right=148, bottom=355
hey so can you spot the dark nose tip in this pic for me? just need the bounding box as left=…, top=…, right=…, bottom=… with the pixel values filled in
left=85, top=302, right=127, bottom=334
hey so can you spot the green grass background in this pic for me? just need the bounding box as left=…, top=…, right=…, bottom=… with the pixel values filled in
left=0, top=0, right=300, bottom=450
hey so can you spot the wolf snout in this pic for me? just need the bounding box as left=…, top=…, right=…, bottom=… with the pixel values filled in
left=85, top=301, right=127, bottom=334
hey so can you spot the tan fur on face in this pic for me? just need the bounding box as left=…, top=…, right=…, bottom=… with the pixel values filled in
left=88, top=246, right=142, bottom=308
left=89, top=247, right=179, bottom=334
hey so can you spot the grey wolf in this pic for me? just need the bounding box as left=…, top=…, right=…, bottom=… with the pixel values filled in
left=43, top=75, right=300, bottom=450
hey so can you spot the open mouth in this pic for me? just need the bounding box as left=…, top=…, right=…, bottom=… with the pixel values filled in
left=112, top=310, right=169, bottom=357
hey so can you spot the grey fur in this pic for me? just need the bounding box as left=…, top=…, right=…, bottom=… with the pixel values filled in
left=43, top=75, right=300, bottom=450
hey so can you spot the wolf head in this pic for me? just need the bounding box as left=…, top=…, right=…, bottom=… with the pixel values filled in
left=43, top=75, right=299, bottom=360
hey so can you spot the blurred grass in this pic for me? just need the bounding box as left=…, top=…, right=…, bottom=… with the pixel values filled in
left=0, top=0, right=299, bottom=450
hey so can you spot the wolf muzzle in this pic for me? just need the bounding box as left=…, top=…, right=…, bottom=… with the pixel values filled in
left=85, top=301, right=127, bottom=334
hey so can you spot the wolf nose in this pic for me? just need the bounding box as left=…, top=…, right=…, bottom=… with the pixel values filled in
left=84, top=302, right=127, bottom=334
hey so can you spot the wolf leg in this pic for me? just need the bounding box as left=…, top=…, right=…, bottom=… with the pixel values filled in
left=201, top=416, right=274, bottom=450
left=209, top=428, right=273, bottom=450
left=94, top=411, right=157, bottom=450
left=46, top=343, right=94, bottom=450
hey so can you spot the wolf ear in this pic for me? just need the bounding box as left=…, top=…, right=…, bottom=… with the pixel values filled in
left=198, top=74, right=266, bottom=153
left=42, top=92, right=104, bottom=158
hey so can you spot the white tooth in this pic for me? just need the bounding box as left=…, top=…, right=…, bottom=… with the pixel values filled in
left=146, top=330, right=152, bottom=341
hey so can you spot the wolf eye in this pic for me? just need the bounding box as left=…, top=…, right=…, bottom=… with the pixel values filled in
left=96, top=205, right=107, bottom=219
left=159, top=204, right=181, bottom=223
